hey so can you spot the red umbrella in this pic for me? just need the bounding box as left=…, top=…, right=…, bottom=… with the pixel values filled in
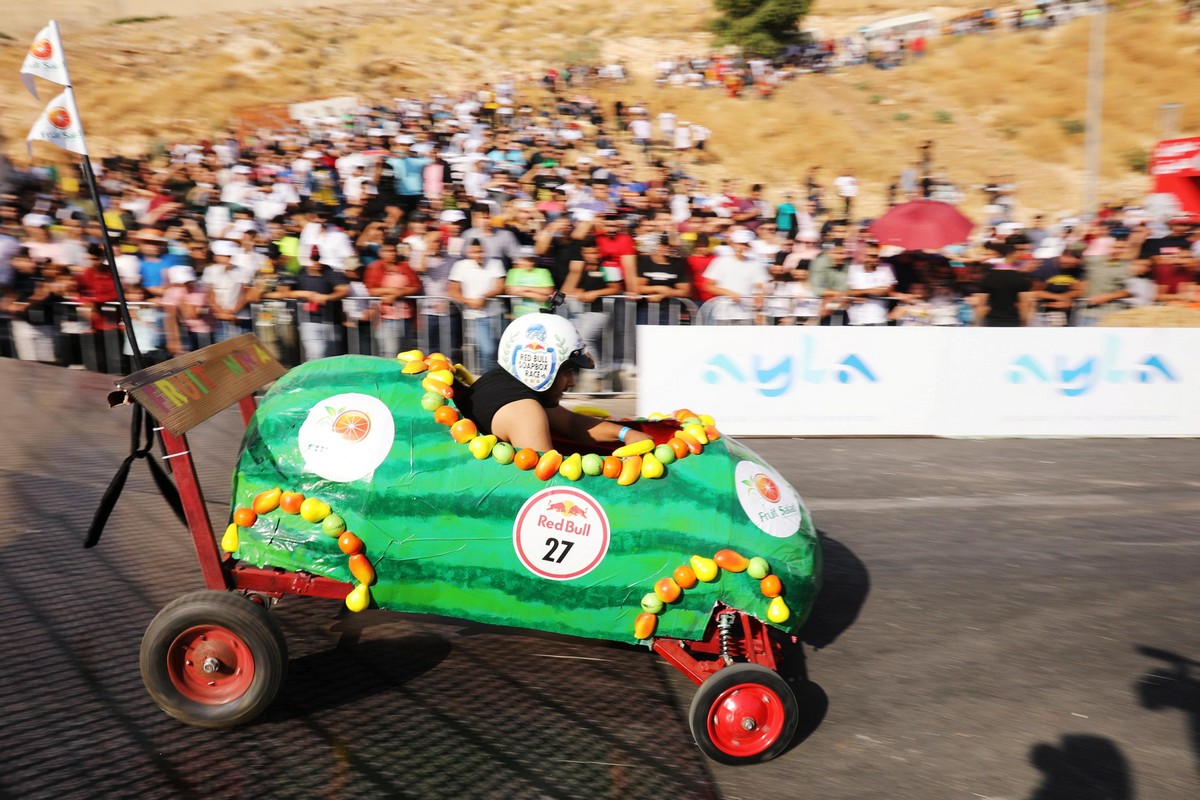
left=867, top=199, right=974, bottom=251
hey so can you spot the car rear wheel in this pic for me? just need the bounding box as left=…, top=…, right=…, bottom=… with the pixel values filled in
left=689, top=663, right=797, bottom=764
left=140, top=590, right=287, bottom=728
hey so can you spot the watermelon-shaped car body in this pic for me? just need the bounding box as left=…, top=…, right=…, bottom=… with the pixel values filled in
left=227, top=355, right=821, bottom=646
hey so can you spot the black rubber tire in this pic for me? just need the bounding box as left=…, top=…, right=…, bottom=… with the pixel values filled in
left=140, top=590, right=287, bottom=728
left=688, top=663, right=798, bottom=765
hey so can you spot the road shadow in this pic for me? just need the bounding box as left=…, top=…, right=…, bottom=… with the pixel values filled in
left=1028, top=734, right=1134, bottom=800
left=800, top=530, right=870, bottom=651
left=1135, top=645, right=1200, bottom=773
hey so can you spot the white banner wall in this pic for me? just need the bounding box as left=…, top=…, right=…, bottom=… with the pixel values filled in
left=637, top=326, right=1200, bottom=437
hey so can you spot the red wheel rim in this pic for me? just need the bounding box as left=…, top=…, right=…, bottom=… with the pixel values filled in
left=166, top=625, right=256, bottom=704
left=706, top=682, right=786, bottom=757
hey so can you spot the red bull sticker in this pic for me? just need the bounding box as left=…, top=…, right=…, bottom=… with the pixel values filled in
left=734, top=460, right=803, bottom=537
left=297, top=393, right=395, bottom=482
left=513, top=487, right=610, bottom=580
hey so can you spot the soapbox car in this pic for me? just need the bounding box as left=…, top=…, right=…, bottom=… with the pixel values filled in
left=129, top=337, right=821, bottom=765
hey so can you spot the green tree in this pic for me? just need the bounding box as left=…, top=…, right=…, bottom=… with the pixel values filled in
left=710, top=0, right=811, bottom=56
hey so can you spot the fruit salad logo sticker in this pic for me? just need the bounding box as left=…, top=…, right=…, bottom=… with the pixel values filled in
left=298, top=393, right=395, bottom=483
left=734, top=461, right=802, bottom=537
left=47, top=106, right=71, bottom=130
left=507, top=321, right=558, bottom=391
left=513, top=487, right=610, bottom=580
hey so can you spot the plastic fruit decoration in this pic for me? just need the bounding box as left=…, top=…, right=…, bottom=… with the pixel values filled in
left=453, top=363, right=475, bottom=386
left=714, top=549, right=750, bottom=573
left=673, top=408, right=697, bottom=422
left=401, top=360, right=428, bottom=375
left=420, top=392, right=445, bottom=412
left=252, top=488, right=282, bottom=515
left=617, top=455, right=641, bottom=486
left=450, top=418, right=478, bottom=443
left=558, top=452, right=583, bottom=480
left=705, top=426, right=721, bottom=442
left=535, top=450, right=563, bottom=481
left=433, top=405, right=459, bottom=426
left=633, top=612, right=658, bottom=640
left=761, top=574, right=783, bottom=598
left=469, top=434, right=497, bottom=460
left=673, top=564, right=698, bottom=589
left=221, top=523, right=239, bottom=553
left=514, top=448, right=538, bottom=470
left=699, top=414, right=715, bottom=427
left=690, top=554, right=719, bottom=582
left=492, top=442, right=515, bottom=465
left=640, top=452, right=665, bottom=479
left=573, top=405, right=611, bottom=419
left=668, top=438, right=690, bottom=460
left=299, top=497, right=331, bottom=523
left=602, top=456, right=622, bottom=479
left=396, top=349, right=425, bottom=363
left=767, top=595, right=790, bottom=623
left=279, top=491, right=304, bottom=515
left=425, top=358, right=452, bottom=373
left=348, top=553, right=376, bottom=585
left=654, top=577, right=681, bottom=603
left=427, top=368, right=455, bottom=386
left=683, top=424, right=709, bottom=446
left=345, top=582, right=370, bottom=613
left=421, top=376, right=454, bottom=399
left=581, top=453, right=604, bottom=476
left=747, top=556, right=770, bottom=580
left=337, top=531, right=364, bottom=555
left=640, top=593, right=665, bottom=614
left=653, top=443, right=676, bottom=465
left=232, top=507, right=257, bottom=528
left=612, top=438, right=654, bottom=458
left=321, top=513, right=346, bottom=537
left=675, top=431, right=704, bottom=455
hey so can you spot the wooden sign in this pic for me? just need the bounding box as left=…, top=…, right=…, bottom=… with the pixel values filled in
left=116, top=334, right=286, bottom=435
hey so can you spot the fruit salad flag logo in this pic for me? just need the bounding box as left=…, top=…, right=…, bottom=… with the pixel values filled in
left=734, top=461, right=803, bottom=538
left=20, top=21, right=70, bottom=99
left=26, top=87, right=88, bottom=157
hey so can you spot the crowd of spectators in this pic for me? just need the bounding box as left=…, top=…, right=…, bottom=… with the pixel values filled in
left=1, top=74, right=1197, bottom=381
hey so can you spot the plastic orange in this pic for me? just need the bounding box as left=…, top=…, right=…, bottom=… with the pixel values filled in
left=433, top=405, right=459, bottom=425
left=654, top=577, right=682, bottom=603
left=337, top=531, right=364, bottom=555
left=279, top=491, right=304, bottom=515
left=450, top=418, right=478, bottom=443
left=633, top=612, right=658, bottom=640
left=513, top=448, right=539, bottom=470
left=673, top=564, right=698, bottom=589
left=602, top=456, right=622, bottom=479
left=232, top=507, right=257, bottom=528
left=760, top=574, right=783, bottom=598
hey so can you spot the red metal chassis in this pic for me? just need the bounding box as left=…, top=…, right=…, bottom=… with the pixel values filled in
left=162, top=394, right=784, bottom=685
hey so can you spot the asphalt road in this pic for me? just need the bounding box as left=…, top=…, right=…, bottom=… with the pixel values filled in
left=0, top=359, right=1197, bottom=800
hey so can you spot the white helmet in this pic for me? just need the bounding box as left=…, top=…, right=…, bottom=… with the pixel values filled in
left=497, top=313, right=594, bottom=391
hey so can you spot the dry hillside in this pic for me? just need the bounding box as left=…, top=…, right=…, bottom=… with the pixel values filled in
left=0, top=0, right=1197, bottom=222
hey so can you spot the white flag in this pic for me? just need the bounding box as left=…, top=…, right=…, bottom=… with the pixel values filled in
left=20, top=21, right=71, bottom=99
left=27, top=87, right=88, bottom=157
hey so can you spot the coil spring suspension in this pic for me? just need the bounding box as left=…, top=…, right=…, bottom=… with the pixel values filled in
left=717, top=612, right=740, bottom=665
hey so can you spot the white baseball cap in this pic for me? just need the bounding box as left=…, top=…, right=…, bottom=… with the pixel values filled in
left=731, top=229, right=755, bottom=244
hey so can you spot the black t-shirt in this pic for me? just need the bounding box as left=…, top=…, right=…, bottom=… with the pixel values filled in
left=291, top=266, right=349, bottom=323
left=1139, top=235, right=1190, bottom=260
left=456, top=367, right=556, bottom=435
left=980, top=266, right=1032, bottom=322
left=636, top=254, right=689, bottom=288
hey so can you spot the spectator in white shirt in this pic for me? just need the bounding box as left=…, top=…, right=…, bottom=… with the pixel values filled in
left=846, top=244, right=897, bottom=325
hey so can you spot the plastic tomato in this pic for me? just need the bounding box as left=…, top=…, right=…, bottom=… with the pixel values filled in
left=433, top=405, right=459, bottom=426
left=760, top=574, right=783, bottom=598
left=279, top=491, right=304, bottom=515
left=337, top=531, right=364, bottom=555
left=232, top=507, right=257, bottom=528
left=602, top=456, right=622, bottom=479
left=654, top=577, right=681, bottom=603
left=514, top=448, right=538, bottom=470
left=673, top=564, right=698, bottom=589
left=450, top=418, right=478, bottom=443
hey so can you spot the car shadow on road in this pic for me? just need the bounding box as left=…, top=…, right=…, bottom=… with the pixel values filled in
left=800, top=529, right=870, bottom=651
left=1026, top=734, right=1133, bottom=800
left=1134, top=644, right=1200, bottom=773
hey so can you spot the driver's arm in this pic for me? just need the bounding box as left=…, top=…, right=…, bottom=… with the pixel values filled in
left=547, top=406, right=653, bottom=447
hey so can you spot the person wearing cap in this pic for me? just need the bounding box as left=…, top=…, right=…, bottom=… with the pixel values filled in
left=701, top=228, right=768, bottom=320
left=505, top=245, right=556, bottom=317
left=202, top=239, right=254, bottom=341
left=448, top=238, right=507, bottom=372
left=455, top=314, right=653, bottom=452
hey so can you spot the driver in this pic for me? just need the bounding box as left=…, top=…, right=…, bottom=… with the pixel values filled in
left=459, top=313, right=653, bottom=452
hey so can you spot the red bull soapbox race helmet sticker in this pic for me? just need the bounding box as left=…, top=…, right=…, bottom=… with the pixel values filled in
left=513, top=487, right=610, bottom=580
left=734, top=460, right=803, bottom=537
left=298, top=393, right=396, bottom=482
